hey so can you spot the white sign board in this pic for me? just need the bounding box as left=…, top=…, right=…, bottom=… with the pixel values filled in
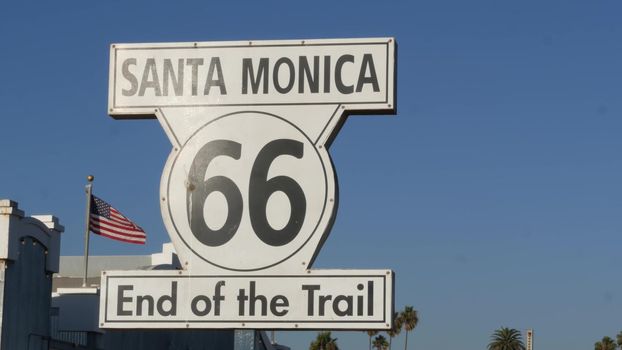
left=103, top=37, right=397, bottom=330
left=109, top=38, right=394, bottom=115
left=100, top=270, right=393, bottom=329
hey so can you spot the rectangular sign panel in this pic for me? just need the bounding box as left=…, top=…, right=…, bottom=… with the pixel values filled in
left=100, top=270, right=393, bottom=329
left=108, top=38, right=395, bottom=117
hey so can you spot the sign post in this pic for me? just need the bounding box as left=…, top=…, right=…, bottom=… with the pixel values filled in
left=100, top=37, right=397, bottom=330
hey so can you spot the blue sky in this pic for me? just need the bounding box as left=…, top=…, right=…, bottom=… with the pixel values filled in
left=1, top=1, right=621, bottom=349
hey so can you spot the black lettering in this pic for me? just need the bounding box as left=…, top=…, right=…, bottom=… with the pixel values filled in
left=273, top=57, right=295, bottom=94
left=117, top=285, right=133, bottom=316
left=191, top=295, right=212, bottom=316
left=242, top=58, right=269, bottom=94
left=186, top=58, right=204, bottom=96
left=204, top=57, right=227, bottom=95
left=270, top=295, right=289, bottom=317
left=302, top=285, right=320, bottom=316
left=357, top=283, right=365, bottom=316
left=213, top=281, right=225, bottom=316
left=136, top=294, right=154, bottom=316
left=335, top=55, right=354, bottom=94
left=323, top=56, right=331, bottom=93
left=121, top=58, right=138, bottom=96
left=163, top=58, right=184, bottom=96
left=356, top=54, right=380, bottom=92
left=237, top=288, right=248, bottom=315
left=299, top=56, right=319, bottom=93
left=333, top=295, right=353, bottom=316
left=248, top=281, right=267, bottom=316
left=368, top=281, right=374, bottom=316
left=319, top=295, right=332, bottom=316
left=139, top=58, right=162, bottom=96
left=157, top=281, right=177, bottom=316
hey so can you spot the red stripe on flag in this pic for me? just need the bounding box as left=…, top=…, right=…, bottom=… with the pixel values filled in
left=90, top=226, right=146, bottom=244
left=110, top=209, right=141, bottom=228
left=90, top=214, right=144, bottom=233
left=89, top=222, right=146, bottom=239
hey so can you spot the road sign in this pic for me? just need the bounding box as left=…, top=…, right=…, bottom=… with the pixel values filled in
left=108, top=38, right=394, bottom=115
left=100, top=270, right=393, bottom=329
left=102, top=37, right=397, bottom=329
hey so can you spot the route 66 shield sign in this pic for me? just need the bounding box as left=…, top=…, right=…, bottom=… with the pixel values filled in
left=108, top=38, right=396, bottom=274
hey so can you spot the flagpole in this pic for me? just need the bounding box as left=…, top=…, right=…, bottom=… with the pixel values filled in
left=82, top=175, right=94, bottom=287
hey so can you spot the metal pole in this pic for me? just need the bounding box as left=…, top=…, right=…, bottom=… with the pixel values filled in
left=82, top=175, right=94, bottom=287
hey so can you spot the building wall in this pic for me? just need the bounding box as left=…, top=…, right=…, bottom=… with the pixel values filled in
left=0, top=200, right=63, bottom=350
left=0, top=238, right=53, bottom=350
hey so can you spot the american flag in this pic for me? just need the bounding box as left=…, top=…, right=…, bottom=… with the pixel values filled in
left=89, top=195, right=146, bottom=244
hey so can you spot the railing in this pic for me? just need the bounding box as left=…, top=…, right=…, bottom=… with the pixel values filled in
left=49, top=310, right=88, bottom=346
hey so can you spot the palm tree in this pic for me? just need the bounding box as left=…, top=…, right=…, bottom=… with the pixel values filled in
left=309, top=331, right=338, bottom=350
left=387, top=312, right=403, bottom=350
left=366, top=330, right=379, bottom=350
left=616, top=332, right=622, bottom=350
left=595, top=336, right=616, bottom=350
left=400, top=306, right=419, bottom=350
left=487, top=327, right=525, bottom=350
left=373, top=335, right=389, bottom=350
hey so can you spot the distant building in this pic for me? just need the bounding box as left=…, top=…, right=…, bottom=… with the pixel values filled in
left=53, top=242, right=180, bottom=292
